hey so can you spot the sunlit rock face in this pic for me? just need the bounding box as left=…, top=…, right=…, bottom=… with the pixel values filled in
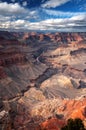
left=0, top=31, right=86, bottom=130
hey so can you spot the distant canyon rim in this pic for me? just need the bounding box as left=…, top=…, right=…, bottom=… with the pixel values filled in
left=0, top=31, right=86, bottom=130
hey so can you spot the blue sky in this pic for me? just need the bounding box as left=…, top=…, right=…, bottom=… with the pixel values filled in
left=0, top=0, right=86, bottom=32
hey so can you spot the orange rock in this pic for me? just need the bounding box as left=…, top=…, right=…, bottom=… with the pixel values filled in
left=41, top=118, right=65, bottom=130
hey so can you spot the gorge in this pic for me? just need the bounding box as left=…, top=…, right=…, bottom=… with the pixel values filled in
left=0, top=31, right=86, bottom=130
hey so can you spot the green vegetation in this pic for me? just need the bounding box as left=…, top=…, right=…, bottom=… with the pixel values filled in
left=61, top=118, right=86, bottom=130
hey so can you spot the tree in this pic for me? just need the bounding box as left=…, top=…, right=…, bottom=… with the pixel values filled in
left=61, top=118, right=86, bottom=130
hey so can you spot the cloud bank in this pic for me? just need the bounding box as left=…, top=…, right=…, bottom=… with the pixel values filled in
left=42, top=0, right=70, bottom=8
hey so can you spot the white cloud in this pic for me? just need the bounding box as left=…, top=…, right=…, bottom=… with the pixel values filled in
left=0, top=13, right=86, bottom=32
left=70, top=14, right=86, bottom=21
left=0, top=2, right=27, bottom=15
left=42, top=0, right=70, bottom=8
left=22, top=1, right=28, bottom=6
left=0, top=15, right=11, bottom=21
left=43, top=9, right=86, bottom=18
left=0, top=19, right=29, bottom=30
left=0, top=2, right=38, bottom=21
left=25, top=14, right=86, bottom=31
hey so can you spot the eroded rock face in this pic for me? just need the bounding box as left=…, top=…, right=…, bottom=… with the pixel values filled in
left=0, top=99, right=12, bottom=130
left=0, top=110, right=11, bottom=130
left=0, top=31, right=86, bottom=130
left=40, top=118, right=65, bottom=130
left=0, top=67, right=7, bottom=79
left=15, top=32, right=86, bottom=43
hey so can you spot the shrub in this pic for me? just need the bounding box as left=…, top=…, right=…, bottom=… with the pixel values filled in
left=61, top=118, right=86, bottom=130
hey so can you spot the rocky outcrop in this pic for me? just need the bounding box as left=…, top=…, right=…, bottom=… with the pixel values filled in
left=0, top=67, right=7, bottom=79
left=0, top=110, right=11, bottom=130
left=40, top=118, right=65, bottom=130
left=13, top=32, right=86, bottom=44
left=17, top=95, right=86, bottom=129
left=0, top=96, right=11, bottom=130
left=30, top=98, right=86, bottom=121
left=0, top=53, right=27, bottom=66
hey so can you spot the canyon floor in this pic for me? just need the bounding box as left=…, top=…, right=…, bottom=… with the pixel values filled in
left=0, top=31, right=86, bottom=130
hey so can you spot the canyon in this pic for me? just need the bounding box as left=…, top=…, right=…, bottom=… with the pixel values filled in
left=0, top=31, right=86, bottom=130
